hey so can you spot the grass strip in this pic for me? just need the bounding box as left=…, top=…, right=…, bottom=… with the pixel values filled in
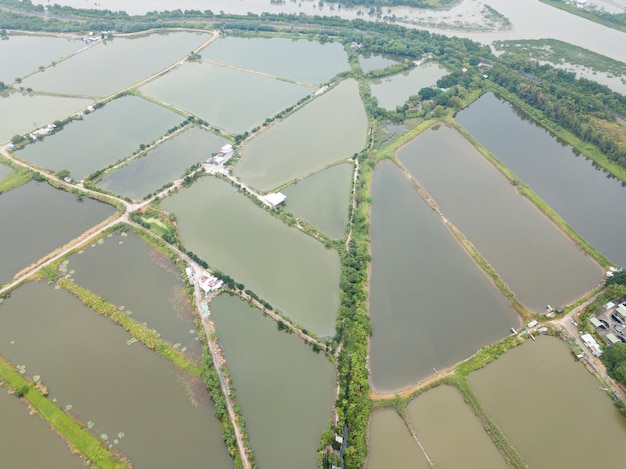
left=0, top=355, right=128, bottom=468
left=57, top=278, right=201, bottom=376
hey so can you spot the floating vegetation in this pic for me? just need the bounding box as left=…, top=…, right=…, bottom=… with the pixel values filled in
left=117, top=432, right=125, bottom=439
left=101, top=434, right=108, bottom=441
left=173, top=343, right=181, bottom=349
left=189, top=329, right=196, bottom=334
left=113, top=439, right=119, bottom=445
left=97, top=239, right=104, bottom=245
left=87, top=421, right=95, bottom=429
left=91, top=244, right=96, bottom=248
left=125, top=310, right=133, bottom=316
left=107, top=234, right=113, bottom=238
left=120, top=232, right=128, bottom=237
left=181, top=347, right=187, bottom=353
left=126, top=337, right=138, bottom=346
left=52, top=398, right=57, bottom=403
left=78, top=249, right=84, bottom=254
left=65, top=404, right=73, bottom=411
left=54, top=285, right=61, bottom=290
left=118, top=305, right=125, bottom=311
left=118, top=241, right=124, bottom=245
left=16, top=364, right=26, bottom=374
left=69, top=269, right=76, bottom=275
left=9, top=340, right=14, bottom=345
left=33, top=375, right=41, bottom=383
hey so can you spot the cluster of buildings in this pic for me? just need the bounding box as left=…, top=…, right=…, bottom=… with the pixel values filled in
left=185, top=266, right=224, bottom=294
left=30, top=123, right=56, bottom=139
left=206, top=144, right=234, bottom=166
left=260, top=192, right=287, bottom=208
left=586, top=298, right=626, bottom=354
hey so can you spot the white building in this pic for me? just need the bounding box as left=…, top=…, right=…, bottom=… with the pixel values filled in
left=261, top=192, right=287, bottom=208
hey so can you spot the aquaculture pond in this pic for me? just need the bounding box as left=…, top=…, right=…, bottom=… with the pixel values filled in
left=456, top=92, right=626, bottom=268
left=369, top=160, right=517, bottom=393
left=234, top=79, right=367, bottom=191
left=65, top=231, right=202, bottom=361
left=281, top=163, right=353, bottom=239
left=201, top=36, right=349, bottom=84
left=0, top=92, right=92, bottom=144
left=0, top=282, right=232, bottom=469
left=17, top=95, right=182, bottom=180
left=367, top=409, right=429, bottom=469
left=0, top=34, right=84, bottom=83
left=0, top=386, right=86, bottom=469
left=161, top=176, right=340, bottom=337
left=21, top=31, right=210, bottom=97
left=0, top=162, right=13, bottom=181
left=0, top=181, right=115, bottom=285
left=407, top=385, right=507, bottom=469
left=211, top=294, right=335, bottom=469
left=97, top=126, right=227, bottom=200
left=140, top=61, right=311, bottom=135
left=469, top=336, right=626, bottom=468
left=399, top=124, right=603, bottom=312
left=358, top=52, right=400, bottom=73
left=370, top=62, right=447, bottom=110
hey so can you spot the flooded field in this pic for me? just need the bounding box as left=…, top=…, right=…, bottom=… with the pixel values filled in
left=358, top=52, right=400, bottom=73
left=369, top=160, right=518, bottom=392
left=456, top=92, right=626, bottom=268
left=201, top=36, right=348, bottom=84
left=0, top=92, right=92, bottom=144
left=211, top=294, right=335, bottom=469
left=140, top=62, right=310, bottom=135
left=17, top=95, right=182, bottom=180
left=0, top=181, right=115, bottom=284
left=282, top=163, right=353, bottom=239
left=0, top=34, right=84, bottom=83
left=469, top=336, right=626, bottom=468
left=22, top=32, right=209, bottom=97
left=65, top=231, right=202, bottom=360
left=0, top=282, right=232, bottom=469
left=97, top=126, right=227, bottom=200
left=161, top=177, right=340, bottom=337
left=407, top=385, right=507, bottom=469
left=370, top=62, right=447, bottom=110
left=234, top=79, right=367, bottom=191
left=367, top=409, right=429, bottom=469
left=399, top=125, right=602, bottom=312
left=0, top=386, right=85, bottom=469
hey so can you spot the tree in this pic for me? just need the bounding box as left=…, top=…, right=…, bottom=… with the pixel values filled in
left=56, top=169, right=71, bottom=180
left=601, top=342, right=626, bottom=379
left=11, top=134, right=24, bottom=145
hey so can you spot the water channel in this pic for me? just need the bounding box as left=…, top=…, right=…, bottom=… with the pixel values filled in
left=399, top=124, right=603, bottom=312
left=369, top=160, right=518, bottom=393
left=97, top=126, right=227, bottom=200
left=281, top=163, right=353, bottom=240
left=234, top=79, right=367, bottom=192
left=22, top=31, right=210, bottom=97
left=201, top=36, right=349, bottom=85
left=161, top=176, right=340, bottom=337
left=65, top=231, right=203, bottom=361
left=358, top=52, right=400, bottom=73
left=469, top=335, right=626, bottom=468
left=0, top=181, right=115, bottom=284
left=17, top=95, right=182, bottom=180
left=0, top=282, right=232, bottom=468
left=211, top=293, right=335, bottom=469
left=456, top=92, right=626, bottom=268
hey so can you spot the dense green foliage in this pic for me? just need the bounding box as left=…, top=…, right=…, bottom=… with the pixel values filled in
left=602, top=343, right=626, bottom=384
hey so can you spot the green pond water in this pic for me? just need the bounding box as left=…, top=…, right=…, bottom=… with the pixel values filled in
left=234, top=79, right=367, bottom=191
left=0, top=385, right=86, bottom=469
left=0, top=34, right=84, bottom=83
left=281, top=163, right=353, bottom=239
left=22, top=31, right=209, bottom=97
left=141, top=61, right=310, bottom=135
left=0, top=282, right=232, bottom=469
left=456, top=92, right=626, bottom=268
left=65, top=231, right=203, bottom=361
left=370, top=62, right=447, bottom=110
left=211, top=293, right=335, bottom=469
left=369, top=160, right=518, bottom=392
left=469, top=335, right=626, bottom=468
left=407, top=385, right=507, bottom=469
left=0, top=181, right=115, bottom=285
left=201, top=36, right=349, bottom=84
left=367, top=409, right=429, bottom=469
left=399, top=124, right=603, bottom=312
left=17, top=95, right=182, bottom=180
left=0, top=92, right=92, bottom=144
left=97, top=126, right=227, bottom=200
left=162, top=176, right=340, bottom=337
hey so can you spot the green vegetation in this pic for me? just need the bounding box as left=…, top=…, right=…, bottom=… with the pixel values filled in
left=0, top=355, right=128, bottom=468
left=601, top=343, right=626, bottom=385
left=0, top=163, right=32, bottom=193
left=56, top=278, right=202, bottom=376
left=540, top=0, right=626, bottom=33
left=494, top=38, right=626, bottom=77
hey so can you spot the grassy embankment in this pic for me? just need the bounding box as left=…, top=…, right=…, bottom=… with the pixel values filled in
left=539, top=0, right=626, bottom=34
left=0, top=355, right=128, bottom=468
left=0, top=162, right=32, bottom=193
